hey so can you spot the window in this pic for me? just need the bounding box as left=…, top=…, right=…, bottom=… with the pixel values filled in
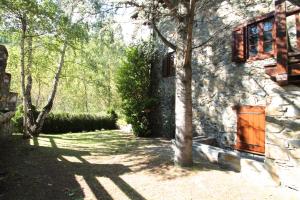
left=248, top=24, right=259, bottom=57
left=232, top=18, right=275, bottom=62
left=162, top=52, right=175, bottom=77
left=263, top=20, right=274, bottom=53
left=247, top=18, right=275, bottom=59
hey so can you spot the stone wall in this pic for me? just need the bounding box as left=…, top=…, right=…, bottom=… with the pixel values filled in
left=150, top=46, right=175, bottom=138
left=153, top=0, right=300, bottom=191
left=0, top=45, right=17, bottom=139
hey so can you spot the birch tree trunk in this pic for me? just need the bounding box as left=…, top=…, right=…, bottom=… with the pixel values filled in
left=173, top=0, right=196, bottom=167
left=20, top=15, right=31, bottom=139
left=29, top=40, right=68, bottom=136
left=83, top=69, right=89, bottom=112
left=25, top=36, right=36, bottom=132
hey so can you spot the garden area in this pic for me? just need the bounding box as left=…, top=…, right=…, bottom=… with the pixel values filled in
left=1, top=0, right=300, bottom=199
left=1, top=131, right=297, bottom=200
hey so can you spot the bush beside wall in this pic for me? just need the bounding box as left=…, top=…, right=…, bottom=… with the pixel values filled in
left=116, top=42, right=157, bottom=137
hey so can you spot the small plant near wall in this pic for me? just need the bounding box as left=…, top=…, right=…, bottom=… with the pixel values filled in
left=116, top=41, right=157, bottom=137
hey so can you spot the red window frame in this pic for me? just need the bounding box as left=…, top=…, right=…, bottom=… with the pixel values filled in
left=247, top=18, right=276, bottom=61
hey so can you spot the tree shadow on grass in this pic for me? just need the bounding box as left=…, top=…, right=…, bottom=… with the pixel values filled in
left=44, top=131, right=235, bottom=180
left=0, top=131, right=236, bottom=200
left=0, top=134, right=147, bottom=200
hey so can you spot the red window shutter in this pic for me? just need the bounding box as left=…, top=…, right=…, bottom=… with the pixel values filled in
left=232, top=27, right=246, bottom=62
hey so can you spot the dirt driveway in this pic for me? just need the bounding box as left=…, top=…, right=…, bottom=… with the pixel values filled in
left=0, top=131, right=298, bottom=200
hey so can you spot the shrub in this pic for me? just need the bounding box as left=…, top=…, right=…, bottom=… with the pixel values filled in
left=116, top=41, right=157, bottom=137
left=12, top=105, right=118, bottom=134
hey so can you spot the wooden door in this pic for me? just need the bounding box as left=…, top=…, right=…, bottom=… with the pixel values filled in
left=236, top=106, right=265, bottom=154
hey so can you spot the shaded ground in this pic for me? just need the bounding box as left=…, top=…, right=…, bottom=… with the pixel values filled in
left=0, top=131, right=298, bottom=200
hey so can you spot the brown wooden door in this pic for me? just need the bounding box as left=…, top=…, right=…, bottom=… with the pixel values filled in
left=236, top=106, right=265, bottom=154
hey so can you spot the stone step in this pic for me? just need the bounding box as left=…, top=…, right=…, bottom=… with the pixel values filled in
left=192, top=142, right=279, bottom=186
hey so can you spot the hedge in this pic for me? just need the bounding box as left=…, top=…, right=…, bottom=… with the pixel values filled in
left=13, top=107, right=118, bottom=134
left=42, top=112, right=117, bottom=134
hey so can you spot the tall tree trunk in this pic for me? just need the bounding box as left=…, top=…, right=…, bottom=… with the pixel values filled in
left=107, top=65, right=112, bottom=108
left=174, top=0, right=196, bottom=167
left=25, top=36, right=36, bottom=134
left=20, top=16, right=31, bottom=139
left=30, top=41, right=68, bottom=136
left=35, top=79, right=41, bottom=107
left=83, top=69, right=89, bottom=112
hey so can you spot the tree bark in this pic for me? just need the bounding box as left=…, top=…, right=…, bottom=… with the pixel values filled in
left=83, top=69, right=89, bottom=112
left=30, top=40, right=68, bottom=136
left=20, top=15, right=31, bottom=139
left=173, top=0, right=196, bottom=167
left=25, top=36, right=36, bottom=133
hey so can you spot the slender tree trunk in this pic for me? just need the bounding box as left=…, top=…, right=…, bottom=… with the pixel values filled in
left=35, top=79, right=41, bottom=107
left=30, top=41, right=68, bottom=136
left=107, top=65, right=112, bottom=108
left=20, top=16, right=31, bottom=139
left=83, top=69, right=89, bottom=112
left=25, top=36, right=36, bottom=133
left=174, top=0, right=196, bottom=167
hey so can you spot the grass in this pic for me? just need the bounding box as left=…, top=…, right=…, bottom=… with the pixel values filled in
left=1, top=131, right=297, bottom=200
left=36, top=130, right=161, bottom=155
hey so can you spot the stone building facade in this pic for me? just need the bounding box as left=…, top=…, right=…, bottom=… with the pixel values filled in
left=152, top=0, right=300, bottom=191
left=0, top=45, right=18, bottom=139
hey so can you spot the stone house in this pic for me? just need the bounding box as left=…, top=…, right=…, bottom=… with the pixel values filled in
left=151, top=0, right=300, bottom=191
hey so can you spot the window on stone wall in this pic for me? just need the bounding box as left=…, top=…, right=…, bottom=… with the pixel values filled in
left=232, top=18, right=275, bottom=62
left=248, top=24, right=259, bottom=57
left=247, top=18, right=275, bottom=59
left=162, top=52, right=175, bottom=77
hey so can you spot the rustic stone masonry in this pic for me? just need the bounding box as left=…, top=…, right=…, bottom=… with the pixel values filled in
left=150, top=47, right=175, bottom=138
left=152, top=0, right=300, bottom=191
left=0, top=45, right=18, bottom=139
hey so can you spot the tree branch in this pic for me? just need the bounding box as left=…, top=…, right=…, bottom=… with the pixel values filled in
left=152, top=20, right=177, bottom=50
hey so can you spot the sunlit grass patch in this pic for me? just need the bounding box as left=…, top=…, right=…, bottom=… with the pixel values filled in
left=34, top=130, right=148, bottom=155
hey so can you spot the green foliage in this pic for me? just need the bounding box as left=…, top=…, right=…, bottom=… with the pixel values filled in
left=12, top=105, right=118, bottom=134
left=1, top=0, right=123, bottom=115
left=116, top=41, right=157, bottom=137
left=11, top=105, right=25, bottom=132
left=42, top=112, right=117, bottom=134
left=3, top=17, right=124, bottom=115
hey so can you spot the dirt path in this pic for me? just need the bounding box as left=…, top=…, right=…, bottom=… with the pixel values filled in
left=0, top=131, right=298, bottom=200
